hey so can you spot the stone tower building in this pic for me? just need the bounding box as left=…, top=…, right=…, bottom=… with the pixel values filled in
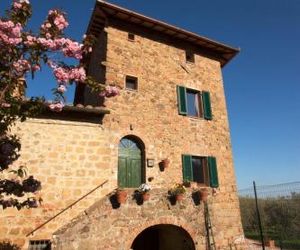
left=0, top=1, right=245, bottom=249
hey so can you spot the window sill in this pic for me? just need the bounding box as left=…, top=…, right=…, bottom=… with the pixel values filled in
left=186, top=61, right=195, bottom=65
left=124, top=88, right=138, bottom=92
left=187, top=116, right=204, bottom=121
left=185, top=182, right=209, bottom=188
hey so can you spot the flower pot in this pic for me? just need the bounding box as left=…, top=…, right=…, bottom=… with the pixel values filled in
left=162, top=159, right=170, bottom=169
left=199, top=189, right=209, bottom=202
left=142, top=192, right=150, bottom=201
left=116, top=190, right=127, bottom=204
left=176, top=194, right=184, bottom=201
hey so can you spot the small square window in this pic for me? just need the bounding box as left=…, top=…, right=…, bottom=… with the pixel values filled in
left=128, top=33, right=135, bottom=41
left=125, top=76, right=138, bottom=90
left=186, top=89, right=203, bottom=117
left=185, top=51, right=195, bottom=63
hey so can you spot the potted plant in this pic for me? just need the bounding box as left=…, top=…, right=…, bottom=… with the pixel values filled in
left=169, top=183, right=186, bottom=201
left=199, top=188, right=209, bottom=202
left=116, top=188, right=127, bottom=204
left=138, top=183, right=151, bottom=201
left=161, top=158, right=170, bottom=169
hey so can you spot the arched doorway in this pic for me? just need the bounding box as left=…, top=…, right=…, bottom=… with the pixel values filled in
left=118, top=136, right=145, bottom=188
left=131, top=224, right=195, bottom=250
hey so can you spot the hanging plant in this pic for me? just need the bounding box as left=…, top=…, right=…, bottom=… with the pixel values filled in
left=161, top=159, right=170, bottom=169
left=138, top=183, right=151, bottom=202
left=116, top=189, right=127, bottom=204
left=199, top=188, right=209, bottom=202
left=169, top=183, right=186, bottom=202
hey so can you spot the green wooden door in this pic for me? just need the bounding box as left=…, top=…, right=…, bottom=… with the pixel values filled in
left=118, top=138, right=143, bottom=188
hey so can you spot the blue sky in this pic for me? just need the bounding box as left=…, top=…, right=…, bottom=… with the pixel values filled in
left=1, top=0, right=299, bottom=189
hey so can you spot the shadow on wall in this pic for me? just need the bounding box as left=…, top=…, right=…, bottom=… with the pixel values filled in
left=131, top=224, right=195, bottom=250
left=0, top=241, right=20, bottom=250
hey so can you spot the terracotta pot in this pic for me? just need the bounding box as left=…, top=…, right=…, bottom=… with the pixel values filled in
left=162, top=159, right=170, bottom=168
left=142, top=192, right=150, bottom=201
left=199, top=189, right=209, bottom=202
left=176, top=194, right=184, bottom=201
left=116, top=190, right=127, bottom=204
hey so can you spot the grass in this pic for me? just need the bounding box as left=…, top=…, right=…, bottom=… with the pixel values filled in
left=245, top=231, right=300, bottom=249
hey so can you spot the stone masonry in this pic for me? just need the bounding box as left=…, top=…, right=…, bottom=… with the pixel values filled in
left=0, top=1, right=245, bottom=249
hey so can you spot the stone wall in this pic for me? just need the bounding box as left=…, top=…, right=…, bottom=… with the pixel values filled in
left=0, top=13, right=245, bottom=250
left=101, top=20, right=244, bottom=248
left=0, top=119, right=117, bottom=248
left=52, top=189, right=244, bottom=250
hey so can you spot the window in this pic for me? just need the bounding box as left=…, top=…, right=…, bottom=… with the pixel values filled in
left=125, top=76, right=138, bottom=90
left=182, top=155, right=219, bottom=187
left=128, top=33, right=135, bottom=41
left=186, top=89, right=202, bottom=117
left=185, top=51, right=195, bottom=63
left=28, top=240, right=51, bottom=250
left=177, top=86, right=212, bottom=120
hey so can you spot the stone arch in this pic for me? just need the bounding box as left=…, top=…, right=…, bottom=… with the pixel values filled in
left=126, top=217, right=196, bottom=249
left=112, top=132, right=150, bottom=152
left=131, top=224, right=196, bottom=250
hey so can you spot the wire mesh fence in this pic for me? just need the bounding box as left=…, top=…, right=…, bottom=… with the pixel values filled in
left=239, top=182, right=300, bottom=250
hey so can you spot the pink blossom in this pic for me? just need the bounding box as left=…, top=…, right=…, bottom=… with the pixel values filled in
left=49, top=102, right=64, bottom=112
left=45, top=33, right=52, bottom=39
left=48, top=10, right=57, bottom=16
left=1, top=103, right=11, bottom=108
left=52, top=66, right=86, bottom=83
left=0, top=20, right=22, bottom=46
left=24, top=35, right=36, bottom=46
left=53, top=14, right=68, bottom=31
left=37, top=37, right=57, bottom=50
left=62, top=39, right=83, bottom=59
left=70, top=67, right=86, bottom=82
left=57, top=85, right=67, bottom=93
left=12, top=0, right=30, bottom=9
left=13, top=59, right=31, bottom=76
left=13, top=2, right=22, bottom=9
left=32, top=65, right=41, bottom=72
left=100, top=86, right=120, bottom=98
left=52, top=67, right=70, bottom=83
left=53, top=37, right=66, bottom=48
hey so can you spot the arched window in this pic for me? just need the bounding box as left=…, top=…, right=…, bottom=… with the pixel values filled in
left=118, top=136, right=145, bottom=188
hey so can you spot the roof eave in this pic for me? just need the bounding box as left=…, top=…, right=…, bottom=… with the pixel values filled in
left=87, top=0, right=239, bottom=67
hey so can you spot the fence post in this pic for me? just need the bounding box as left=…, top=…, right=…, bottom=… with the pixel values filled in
left=253, top=181, right=265, bottom=250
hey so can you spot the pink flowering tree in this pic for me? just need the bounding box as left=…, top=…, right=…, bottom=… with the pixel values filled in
left=0, top=0, right=119, bottom=210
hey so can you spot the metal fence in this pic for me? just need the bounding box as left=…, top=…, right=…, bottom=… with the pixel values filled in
left=239, top=182, right=300, bottom=250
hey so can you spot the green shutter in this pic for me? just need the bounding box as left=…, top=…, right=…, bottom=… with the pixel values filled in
left=208, top=157, right=219, bottom=188
left=177, top=86, right=187, bottom=115
left=202, top=91, right=212, bottom=120
left=182, top=155, right=193, bottom=182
